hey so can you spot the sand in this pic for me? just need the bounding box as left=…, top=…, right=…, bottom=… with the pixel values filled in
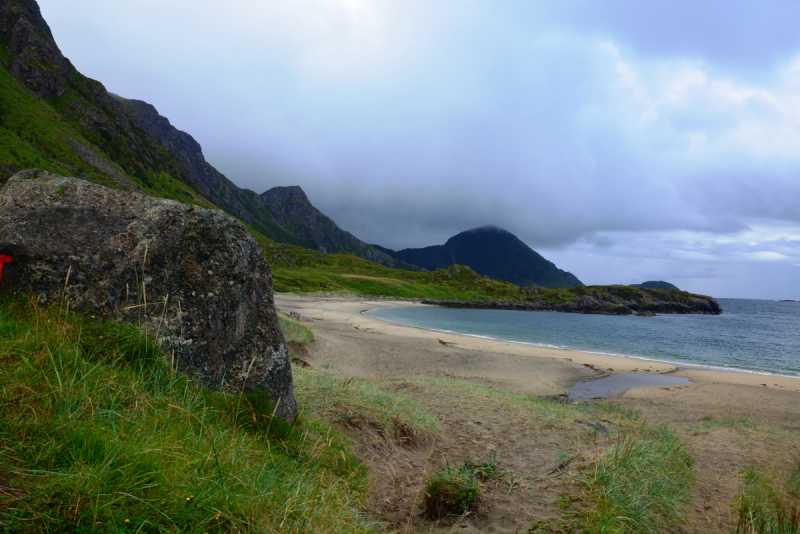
left=276, top=293, right=800, bottom=396
left=276, top=293, right=800, bottom=533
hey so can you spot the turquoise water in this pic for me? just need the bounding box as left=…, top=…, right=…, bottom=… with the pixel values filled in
left=365, top=299, right=800, bottom=378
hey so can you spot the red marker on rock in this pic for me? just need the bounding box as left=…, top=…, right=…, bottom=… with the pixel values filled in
left=0, top=255, right=11, bottom=281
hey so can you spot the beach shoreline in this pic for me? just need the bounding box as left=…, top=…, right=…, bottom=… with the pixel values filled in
left=275, top=292, right=800, bottom=396
left=277, top=292, right=800, bottom=532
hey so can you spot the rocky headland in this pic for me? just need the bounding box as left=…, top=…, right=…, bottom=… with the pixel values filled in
left=422, top=285, right=722, bottom=315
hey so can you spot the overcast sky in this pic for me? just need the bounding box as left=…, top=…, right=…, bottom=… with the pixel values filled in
left=37, top=0, right=800, bottom=299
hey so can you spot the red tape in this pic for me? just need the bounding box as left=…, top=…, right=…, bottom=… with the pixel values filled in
left=0, top=255, right=12, bottom=282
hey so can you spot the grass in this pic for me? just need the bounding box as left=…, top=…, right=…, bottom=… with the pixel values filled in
left=693, top=414, right=756, bottom=434
left=508, top=398, right=694, bottom=534
left=278, top=315, right=316, bottom=348
left=400, top=380, right=696, bottom=532
left=731, top=462, right=800, bottom=534
left=0, top=294, right=435, bottom=532
left=582, top=422, right=695, bottom=533
left=422, top=460, right=483, bottom=520
left=294, top=370, right=440, bottom=449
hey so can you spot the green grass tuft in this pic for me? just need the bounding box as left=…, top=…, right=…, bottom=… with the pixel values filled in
left=279, top=314, right=316, bottom=347
left=582, top=421, right=695, bottom=533
left=422, top=460, right=483, bottom=520
left=294, top=369, right=440, bottom=448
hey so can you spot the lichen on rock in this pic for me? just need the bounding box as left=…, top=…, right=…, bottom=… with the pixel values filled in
left=0, top=169, right=298, bottom=421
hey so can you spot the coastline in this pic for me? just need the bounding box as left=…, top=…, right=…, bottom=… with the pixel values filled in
left=275, top=293, right=800, bottom=396
left=276, top=292, right=800, bottom=532
left=365, top=304, right=800, bottom=382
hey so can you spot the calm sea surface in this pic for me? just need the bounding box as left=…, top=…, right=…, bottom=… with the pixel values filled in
left=365, top=299, right=800, bottom=378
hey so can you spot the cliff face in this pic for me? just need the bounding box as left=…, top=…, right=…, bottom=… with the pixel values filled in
left=0, top=0, right=414, bottom=269
left=0, top=0, right=70, bottom=98
left=258, top=186, right=423, bottom=269
left=377, top=226, right=583, bottom=289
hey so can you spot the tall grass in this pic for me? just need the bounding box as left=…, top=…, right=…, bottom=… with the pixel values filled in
left=731, top=463, right=800, bottom=534
left=0, top=294, right=378, bottom=533
left=582, top=421, right=695, bottom=533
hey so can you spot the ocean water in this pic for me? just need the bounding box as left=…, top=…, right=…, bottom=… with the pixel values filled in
left=365, top=299, right=800, bottom=378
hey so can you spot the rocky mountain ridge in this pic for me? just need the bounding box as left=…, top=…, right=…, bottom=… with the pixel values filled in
left=0, top=0, right=408, bottom=269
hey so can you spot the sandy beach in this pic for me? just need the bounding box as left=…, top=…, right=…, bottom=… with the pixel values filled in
left=276, top=293, right=800, bottom=533
left=276, top=293, right=800, bottom=398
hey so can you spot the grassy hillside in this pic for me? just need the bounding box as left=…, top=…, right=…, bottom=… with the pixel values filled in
left=0, top=56, right=213, bottom=207
left=0, top=294, right=439, bottom=533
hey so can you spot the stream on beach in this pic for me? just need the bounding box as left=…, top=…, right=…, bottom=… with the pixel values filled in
left=365, top=298, right=800, bottom=379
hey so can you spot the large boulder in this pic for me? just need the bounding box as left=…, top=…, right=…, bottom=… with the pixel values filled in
left=0, top=170, right=297, bottom=421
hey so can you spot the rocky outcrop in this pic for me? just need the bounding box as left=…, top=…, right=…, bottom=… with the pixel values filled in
left=0, top=170, right=298, bottom=421
left=423, top=286, right=722, bottom=316
left=630, top=280, right=680, bottom=291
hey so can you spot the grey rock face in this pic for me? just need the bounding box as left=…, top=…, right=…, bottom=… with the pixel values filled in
left=0, top=170, right=298, bottom=421
left=0, top=0, right=72, bottom=98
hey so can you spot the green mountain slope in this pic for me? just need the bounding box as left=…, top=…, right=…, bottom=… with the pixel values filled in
left=374, top=226, right=583, bottom=289
left=0, top=0, right=410, bottom=268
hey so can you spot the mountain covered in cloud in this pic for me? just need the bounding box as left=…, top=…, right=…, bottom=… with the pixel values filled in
left=374, top=226, right=583, bottom=288
left=0, top=0, right=411, bottom=269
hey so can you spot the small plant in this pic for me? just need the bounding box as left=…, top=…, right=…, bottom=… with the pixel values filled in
left=423, top=459, right=482, bottom=520
left=469, top=451, right=508, bottom=482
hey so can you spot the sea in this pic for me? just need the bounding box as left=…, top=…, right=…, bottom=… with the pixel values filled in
left=364, top=299, right=800, bottom=378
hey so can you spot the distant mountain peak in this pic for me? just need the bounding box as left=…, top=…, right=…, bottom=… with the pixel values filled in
left=464, top=225, right=510, bottom=234
left=378, top=227, right=583, bottom=289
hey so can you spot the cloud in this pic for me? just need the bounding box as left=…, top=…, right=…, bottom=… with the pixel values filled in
left=36, top=0, right=800, bottom=298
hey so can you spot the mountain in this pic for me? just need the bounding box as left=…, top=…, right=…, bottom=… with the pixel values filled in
left=630, top=281, right=680, bottom=291
left=0, top=0, right=411, bottom=269
left=374, top=226, right=583, bottom=288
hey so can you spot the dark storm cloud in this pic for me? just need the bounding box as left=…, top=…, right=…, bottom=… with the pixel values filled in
left=36, top=0, right=800, bottom=298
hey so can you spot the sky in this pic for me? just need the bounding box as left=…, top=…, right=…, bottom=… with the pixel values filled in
left=36, top=0, right=800, bottom=299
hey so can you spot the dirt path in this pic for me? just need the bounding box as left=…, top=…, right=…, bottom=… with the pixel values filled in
left=352, top=382, right=586, bottom=534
